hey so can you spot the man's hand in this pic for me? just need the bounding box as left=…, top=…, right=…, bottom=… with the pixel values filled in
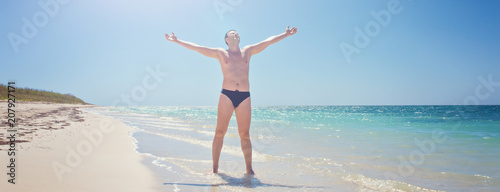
left=285, top=26, right=298, bottom=36
left=165, top=32, right=177, bottom=42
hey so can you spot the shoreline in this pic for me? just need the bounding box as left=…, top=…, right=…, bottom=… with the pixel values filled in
left=91, top=105, right=499, bottom=191
left=0, top=101, right=161, bottom=191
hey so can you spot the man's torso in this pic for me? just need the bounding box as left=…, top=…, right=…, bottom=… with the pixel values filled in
left=217, top=48, right=251, bottom=91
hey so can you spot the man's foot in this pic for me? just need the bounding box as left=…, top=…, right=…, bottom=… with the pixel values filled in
left=208, top=169, right=216, bottom=175
left=246, top=169, right=255, bottom=175
left=212, top=166, right=219, bottom=174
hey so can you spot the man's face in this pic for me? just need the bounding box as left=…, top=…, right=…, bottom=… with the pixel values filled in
left=226, top=31, right=240, bottom=45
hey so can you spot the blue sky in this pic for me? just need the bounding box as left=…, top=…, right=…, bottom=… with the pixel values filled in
left=1, top=0, right=499, bottom=106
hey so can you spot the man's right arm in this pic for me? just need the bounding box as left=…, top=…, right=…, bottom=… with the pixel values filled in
left=165, top=33, right=221, bottom=59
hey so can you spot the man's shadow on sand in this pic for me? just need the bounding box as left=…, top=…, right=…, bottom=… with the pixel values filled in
left=163, top=173, right=324, bottom=189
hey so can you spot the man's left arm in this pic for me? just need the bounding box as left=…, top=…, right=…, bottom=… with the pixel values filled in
left=245, top=26, right=298, bottom=56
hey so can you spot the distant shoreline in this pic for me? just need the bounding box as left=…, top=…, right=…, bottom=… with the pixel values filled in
left=0, top=84, right=89, bottom=105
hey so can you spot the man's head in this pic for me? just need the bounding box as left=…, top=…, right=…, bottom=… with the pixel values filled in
left=225, top=29, right=240, bottom=46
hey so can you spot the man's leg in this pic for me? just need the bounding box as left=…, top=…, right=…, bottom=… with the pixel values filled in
left=212, top=93, right=234, bottom=173
left=234, top=97, right=254, bottom=174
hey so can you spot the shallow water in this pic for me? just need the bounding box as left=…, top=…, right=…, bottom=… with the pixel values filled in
left=84, top=105, right=500, bottom=191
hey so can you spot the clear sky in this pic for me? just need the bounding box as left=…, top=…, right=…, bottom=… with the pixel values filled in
left=1, top=0, right=499, bottom=106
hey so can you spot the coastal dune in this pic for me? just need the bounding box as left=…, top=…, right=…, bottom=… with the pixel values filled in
left=0, top=101, right=159, bottom=191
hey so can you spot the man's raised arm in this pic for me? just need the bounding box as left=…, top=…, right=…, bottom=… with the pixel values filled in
left=165, top=32, right=221, bottom=59
left=245, top=26, right=298, bottom=56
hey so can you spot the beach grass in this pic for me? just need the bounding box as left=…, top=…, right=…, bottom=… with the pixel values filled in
left=0, top=84, right=88, bottom=104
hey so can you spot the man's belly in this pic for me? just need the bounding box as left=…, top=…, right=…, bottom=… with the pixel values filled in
left=221, top=78, right=250, bottom=91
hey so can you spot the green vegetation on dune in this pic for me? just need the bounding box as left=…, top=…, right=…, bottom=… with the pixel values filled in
left=0, top=84, right=88, bottom=104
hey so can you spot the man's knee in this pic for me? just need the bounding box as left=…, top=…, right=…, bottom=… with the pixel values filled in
left=239, top=131, right=250, bottom=139
left=215, top=128, right=227, bottom=138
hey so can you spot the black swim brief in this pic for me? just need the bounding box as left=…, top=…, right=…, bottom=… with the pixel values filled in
left=221, top=89, right=250, bottom=108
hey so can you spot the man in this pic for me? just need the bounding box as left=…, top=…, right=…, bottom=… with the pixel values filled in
left=164, top=26, right=298, bottom=175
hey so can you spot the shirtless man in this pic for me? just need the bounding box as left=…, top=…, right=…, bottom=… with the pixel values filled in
left=164, top=26, right=298, bottom=174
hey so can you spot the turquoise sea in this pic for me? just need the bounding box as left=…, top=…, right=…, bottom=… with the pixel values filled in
left=84, top=105, right=500, bottom=191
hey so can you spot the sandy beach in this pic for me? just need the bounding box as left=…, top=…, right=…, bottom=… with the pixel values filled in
left=0, top=101, right=160, bottom=191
